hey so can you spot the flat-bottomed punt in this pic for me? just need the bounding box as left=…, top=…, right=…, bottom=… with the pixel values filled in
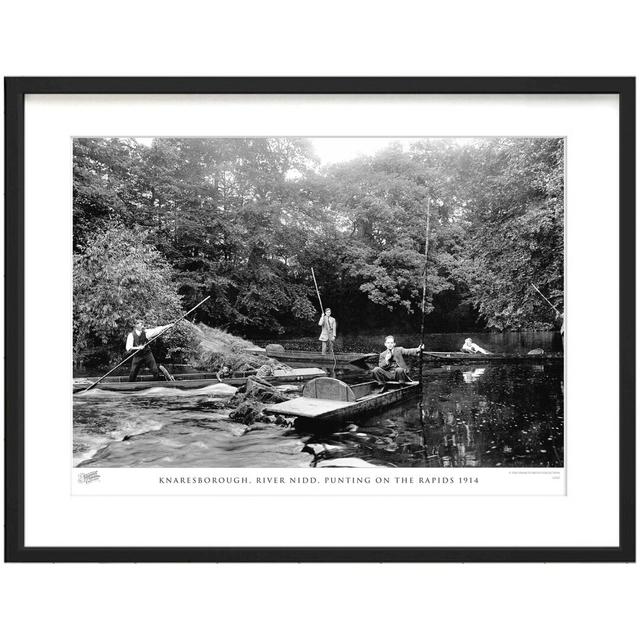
left=264, top=376, right=419, bottom=425
left=73, top=367, right=326, bottom=393
left=423, top=351, right=563, bottom=363
left=265, top=344, right=377, bottom=367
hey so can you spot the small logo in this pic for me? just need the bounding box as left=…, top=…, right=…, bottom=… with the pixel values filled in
left=78, top=470, right=101, bottom=484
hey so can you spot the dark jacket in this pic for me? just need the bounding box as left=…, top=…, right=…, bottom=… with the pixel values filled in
left=378, top=346, right=421, bottom=371
left=131, top=329, right=149, bottom=354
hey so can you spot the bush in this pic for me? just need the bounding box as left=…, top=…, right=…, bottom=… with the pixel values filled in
left=73, top=222, right=185, bottom=367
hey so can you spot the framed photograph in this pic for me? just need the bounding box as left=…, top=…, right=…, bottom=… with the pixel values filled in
left=5, top=77, right=635, bottom=562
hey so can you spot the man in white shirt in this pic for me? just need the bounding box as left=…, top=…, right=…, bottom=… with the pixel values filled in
left=126, top=319, right=172, bottom=381
left=461, top=338, right=492, bottom=355
left=318, top=308, right=337, bottom=354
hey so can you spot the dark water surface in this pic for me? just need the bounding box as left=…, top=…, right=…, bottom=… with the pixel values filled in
left=353, top=362, right=563, bottom=467
left=74, top=331, right=564, bottom=468
left=258, top=330, right=563, bottom=354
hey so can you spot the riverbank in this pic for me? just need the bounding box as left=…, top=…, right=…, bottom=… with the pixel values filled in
left=75, top=323, right=273, bottom=378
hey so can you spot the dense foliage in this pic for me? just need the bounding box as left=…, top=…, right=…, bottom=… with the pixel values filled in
left=73, top=137, right=564, bottom=364
left=73, top=223, right=195, bottom=366
left=451, top=139, right=564, bottom=329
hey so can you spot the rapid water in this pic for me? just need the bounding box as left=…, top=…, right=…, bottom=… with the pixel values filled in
left=74, top=356, right=564, bottom=468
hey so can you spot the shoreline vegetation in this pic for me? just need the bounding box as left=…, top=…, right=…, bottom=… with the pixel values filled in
left=73, top=137, right=563, bottom=370
left=74, top=323, right=271, bottom=377
left=189, top=322, right=262, bottom=370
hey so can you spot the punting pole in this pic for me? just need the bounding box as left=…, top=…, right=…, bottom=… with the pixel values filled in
left=418, top=198, right=431, bottom=437
left=531, top=283, right=561, bottom=315
left=81, top=296, right=211, bottom=393
left=311, top=267, right=324, bottom=315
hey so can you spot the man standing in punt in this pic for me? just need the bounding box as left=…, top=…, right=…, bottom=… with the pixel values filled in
left=126, top=319, right=172, bottom=382
left=372, top=335, right=423, bottom=393
left=318, top=308, right=337, bottom=354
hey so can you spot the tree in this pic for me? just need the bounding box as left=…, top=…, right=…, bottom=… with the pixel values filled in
left=319, top=145, right=457, bottom=320
left=73, top=222, right=188, bottom=367
left=73, top=136, right=565, bottom=340
left=453, top=138, right=564, bottom=329
left=73, top=138, right=147, bottom=248
left=131, top=138, right=320, bottom=333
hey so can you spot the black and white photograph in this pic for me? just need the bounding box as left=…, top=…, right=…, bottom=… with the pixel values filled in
left=5, top=73, right=634, bottom=565
left=72, top=135, right=565, bottom=471
left=2, top=6, right=636, bottom=636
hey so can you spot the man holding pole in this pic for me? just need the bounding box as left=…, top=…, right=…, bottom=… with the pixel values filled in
left=126, top=319, right=172, bottom=381
left=318, top=308, right=337, bottom=354
left=311, top=268, right=337, bottom=355
left=80, top=296, right=210, bottom=393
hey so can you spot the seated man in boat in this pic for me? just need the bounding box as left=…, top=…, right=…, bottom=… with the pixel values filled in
left=461, top=338, right=492, bottom=355
left=372, top=335, right=423, bottom=393
left=126, top=319, right=172, bottom=382
left=318, top=308, right=337, bottom=354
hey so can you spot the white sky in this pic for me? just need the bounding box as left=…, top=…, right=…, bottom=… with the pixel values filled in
left=134, top=136, right=407, bottom=165
left=309, top=137, right=408, bottom=165
left=134, top=136, right=477, bottom=166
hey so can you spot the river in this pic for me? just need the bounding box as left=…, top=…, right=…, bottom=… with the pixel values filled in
left=74, top=331, right=564, bottom=468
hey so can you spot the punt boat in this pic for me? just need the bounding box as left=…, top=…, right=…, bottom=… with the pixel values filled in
left=264, top=376, right=419, bottom=426
left=422, top=351, right=563, bottom=363
left=73, top=367, right=326, bottom=393
left=265, top=344, right=377, bottom=367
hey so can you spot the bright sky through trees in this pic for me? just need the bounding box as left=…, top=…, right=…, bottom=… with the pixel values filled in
left=135, top=137, right=479, bottom=166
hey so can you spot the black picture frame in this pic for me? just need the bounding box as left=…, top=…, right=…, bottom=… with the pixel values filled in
left=4, top=76, right=635, bottom=563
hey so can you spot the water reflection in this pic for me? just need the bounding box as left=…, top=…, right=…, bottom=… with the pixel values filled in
left=462, top=368, right=486, bottom=384
left=344, top=362, right=564, bottom=468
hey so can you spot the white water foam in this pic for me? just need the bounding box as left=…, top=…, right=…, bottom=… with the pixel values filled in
left=73, top=418, right=165, bottom=467
left=76, top=382, right=238, bottom=399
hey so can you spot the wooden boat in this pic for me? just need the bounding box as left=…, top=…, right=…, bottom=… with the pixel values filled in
left=73, top=367, right=326, bottom=393
left=265, top=344, right=377, bottom=367
left=264, top=376, right=419, bottom=425
left=422, top=351, right=563, bottom=363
